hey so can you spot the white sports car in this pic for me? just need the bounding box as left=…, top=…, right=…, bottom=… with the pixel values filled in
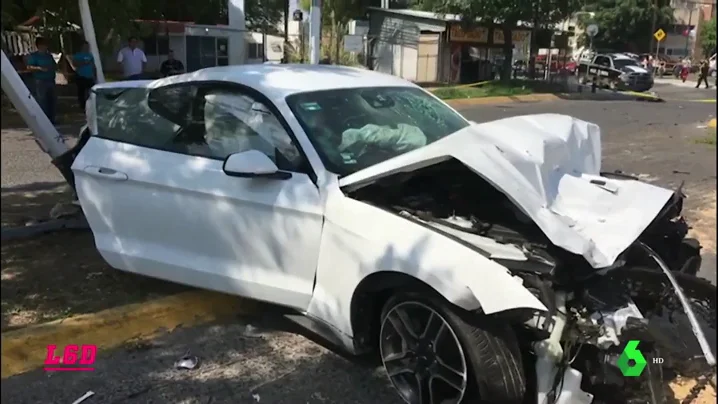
left=70, top=65, right=714, bottom=404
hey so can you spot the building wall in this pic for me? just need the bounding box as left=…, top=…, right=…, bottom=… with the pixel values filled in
left=368, top=11, right=445, bottom=81
left=102, top=31, right=284, bottom=76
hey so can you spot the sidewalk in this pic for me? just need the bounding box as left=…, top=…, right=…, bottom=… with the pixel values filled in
left=654, top=77, right=717, bottom=89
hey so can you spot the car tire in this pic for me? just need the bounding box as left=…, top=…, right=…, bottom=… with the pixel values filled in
left=379, top=289, right=526, bottom=404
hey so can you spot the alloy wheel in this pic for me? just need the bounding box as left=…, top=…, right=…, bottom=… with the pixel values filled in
left=379, top=301, right=468, bottom=404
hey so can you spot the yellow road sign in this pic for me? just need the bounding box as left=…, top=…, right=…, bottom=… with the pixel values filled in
left=654, top=29, right=666, bottom=42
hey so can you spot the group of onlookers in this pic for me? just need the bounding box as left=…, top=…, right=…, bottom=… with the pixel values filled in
left=678, top=57, right=713, bottom=89
left=23, top=35, right=185, bottom=125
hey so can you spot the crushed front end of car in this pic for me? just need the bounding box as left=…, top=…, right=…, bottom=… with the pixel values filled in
left=341, top=114, right=716, bottom=403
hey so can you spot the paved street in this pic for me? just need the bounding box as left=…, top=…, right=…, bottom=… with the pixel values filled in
left=2, top=84, right=716, bottom=403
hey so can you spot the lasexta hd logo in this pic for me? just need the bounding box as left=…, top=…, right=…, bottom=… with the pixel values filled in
left=617, top=340, right=648, bottom=377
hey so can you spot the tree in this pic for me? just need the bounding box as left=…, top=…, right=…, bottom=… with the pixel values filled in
left=415, top=0, right=582, bottom=81
left=699, top=17, right=716, bottom=58
left=577, top=0, right=674, bottom=53
left=2, top=0, right=285, bottom=53
left=298, top=0, right=372, bottom=63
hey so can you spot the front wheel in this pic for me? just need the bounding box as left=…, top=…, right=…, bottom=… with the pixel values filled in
left=379, top=291, right=526, bottom=404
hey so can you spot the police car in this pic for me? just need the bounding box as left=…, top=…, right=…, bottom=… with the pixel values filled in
left=576, top=53, right=654, bottom=92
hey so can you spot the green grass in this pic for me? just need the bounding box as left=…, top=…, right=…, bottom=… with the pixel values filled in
left=695, top=130, right=717, bottom=146
left=431, top=79, right=561, bottom=100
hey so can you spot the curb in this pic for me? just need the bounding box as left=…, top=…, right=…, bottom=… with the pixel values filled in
left=1, top=290, right=257, bottom=379
left=445, top=93, right=563, bottom=106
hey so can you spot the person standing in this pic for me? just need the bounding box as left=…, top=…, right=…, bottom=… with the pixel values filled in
left=696, top=59, right=711, bottom=89
left=117, top=36, right=147, bottom=80
left=25, top=37, right=57, bottom=124
left=69, top=41, right=96, bottom=110
left=647, top=55, right=654, bottom=75
left=159, top=50, right=185, bottom=77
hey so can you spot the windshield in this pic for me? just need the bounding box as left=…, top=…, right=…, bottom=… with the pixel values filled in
left=614, top=59, right=639, bottom=69
left=286, top=86, right=469, bottom=176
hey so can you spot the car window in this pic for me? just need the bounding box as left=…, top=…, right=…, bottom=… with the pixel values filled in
left=613, top=59, right=638, bottom=69
left=194, top=90, right=303, bottom=170
left=595, top=56, right=610, bottom=67
left=95, top=87, right=185, bottom=149
left=286, top=86, right=469, bottom=177
left=94, top=85, right=305, bottom=172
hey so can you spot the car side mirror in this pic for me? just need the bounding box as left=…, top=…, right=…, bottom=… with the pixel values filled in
left=222, top=150, right=292, bottom=180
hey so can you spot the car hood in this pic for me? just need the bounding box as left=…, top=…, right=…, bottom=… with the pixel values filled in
left=621, top=65, right=649, bottom=74
left=338, top=114, right=674, bottom=269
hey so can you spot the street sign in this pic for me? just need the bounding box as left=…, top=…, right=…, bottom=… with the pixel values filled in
left=343, top=35, right=363, bottom=53
left=654, top=28, right=666, bottom=42
left=586, top=24, right=599, bottom=37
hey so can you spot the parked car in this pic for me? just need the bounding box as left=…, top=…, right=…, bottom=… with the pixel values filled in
left=69, top=65, right=712, bottom=404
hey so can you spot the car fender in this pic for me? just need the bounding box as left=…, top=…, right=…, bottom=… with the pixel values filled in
left=306, top=188, right=548, bottom=341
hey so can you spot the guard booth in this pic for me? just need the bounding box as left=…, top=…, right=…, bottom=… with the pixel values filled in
left=183, top=25, right=230, bottom=72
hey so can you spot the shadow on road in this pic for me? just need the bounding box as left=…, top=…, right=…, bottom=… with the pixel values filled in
left=0, top=183, right=188, bottom=331
left=0, top=316, right=402, bottom=404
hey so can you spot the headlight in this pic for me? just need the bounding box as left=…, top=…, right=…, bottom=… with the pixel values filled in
left=619, top=73, right=630, bottom=81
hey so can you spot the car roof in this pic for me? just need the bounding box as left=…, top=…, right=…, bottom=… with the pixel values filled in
left=121, top=64, right=420, bottom=101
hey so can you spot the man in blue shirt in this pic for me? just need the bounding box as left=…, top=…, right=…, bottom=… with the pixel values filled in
left=26, top=37, right=57, bottom=124
left=70, top=41, right=96, bottom=110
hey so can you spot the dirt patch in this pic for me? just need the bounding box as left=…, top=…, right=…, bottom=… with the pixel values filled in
left=1, top=230, right=190, bottom=330
left=670, top=377, right=717, bottom=403
left=686, top=189, right=717, bottom=254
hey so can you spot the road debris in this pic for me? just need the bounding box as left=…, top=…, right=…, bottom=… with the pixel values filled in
left=174, top=351, right=199, bottom=370
left=70, top=391, right=94, bottom=404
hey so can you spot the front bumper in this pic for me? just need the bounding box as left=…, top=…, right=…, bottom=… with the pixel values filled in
left=619, top=74, right=654, bottom=92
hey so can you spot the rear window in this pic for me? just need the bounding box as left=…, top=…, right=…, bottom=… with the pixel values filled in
left=93, top=87, right=195, bottom=148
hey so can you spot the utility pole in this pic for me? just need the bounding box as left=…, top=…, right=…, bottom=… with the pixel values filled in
left=650, top=0, right=658, bottom=52
left=685, top=5, right=693, bottom=56
left=78, top=0, right=104, bottom=83
left=283, top=0, right=290, bottom=62
left=228, top=0, right=247, bottom=65
left=309, top=0, right=321, bottom=64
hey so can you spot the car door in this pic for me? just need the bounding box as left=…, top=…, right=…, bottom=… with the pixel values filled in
left=72, top=81, right=323, bottom=310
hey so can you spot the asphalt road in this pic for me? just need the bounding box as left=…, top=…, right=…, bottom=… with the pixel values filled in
left=1, top=85, right=716, bottom=403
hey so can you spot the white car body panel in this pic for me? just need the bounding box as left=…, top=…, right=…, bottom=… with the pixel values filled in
left=72, top=137, right=323, bottom=310
left=76, top=67, right=552, bottom=346
left=306, top=183, right=548, bottom=340
left=339, top=114, right=674, bottom=269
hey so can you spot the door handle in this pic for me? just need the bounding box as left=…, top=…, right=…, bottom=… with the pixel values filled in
left=83, top=166, right=128, bottom=181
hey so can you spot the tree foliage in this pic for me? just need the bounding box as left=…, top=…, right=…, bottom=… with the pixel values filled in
left=577, top=0, right=674, bottom=52
left=699, top=17, right=716, bottom=57
left=298, top=0, right=373, bottom=62
left=2, top=0, right=285, bottom=50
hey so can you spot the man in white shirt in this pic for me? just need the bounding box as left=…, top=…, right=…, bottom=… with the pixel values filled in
left=117, top=36, right=147, bottom=80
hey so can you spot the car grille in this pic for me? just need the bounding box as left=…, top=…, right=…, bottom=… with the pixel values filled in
left=624, top=73, right=652, bottom=87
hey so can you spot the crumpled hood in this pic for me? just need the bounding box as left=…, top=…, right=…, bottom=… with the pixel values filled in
left=339, top=113, right=674, bottom=269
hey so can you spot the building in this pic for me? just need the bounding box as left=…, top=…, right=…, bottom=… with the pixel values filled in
left=366, top=8, right=532, bottom=84
left=102, top=19, right=303, bottom=76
